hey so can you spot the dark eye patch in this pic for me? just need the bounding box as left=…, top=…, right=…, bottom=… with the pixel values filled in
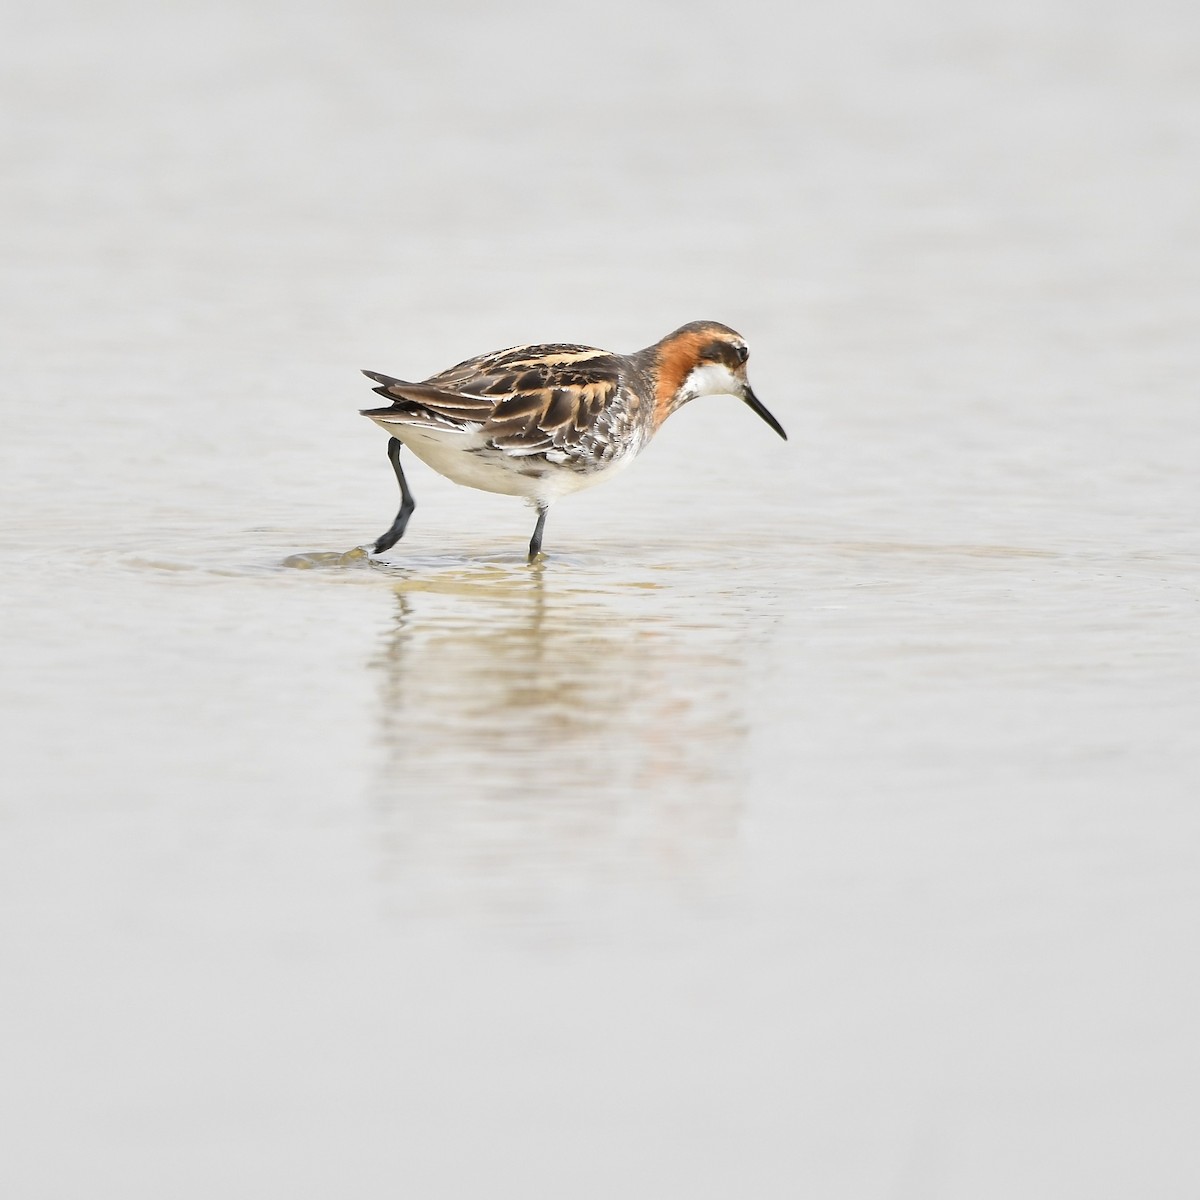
left=699, top=338, right=748, bottom=367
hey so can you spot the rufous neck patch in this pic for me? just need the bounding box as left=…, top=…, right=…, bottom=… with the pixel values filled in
left=651, top=329, right=710, bottom=428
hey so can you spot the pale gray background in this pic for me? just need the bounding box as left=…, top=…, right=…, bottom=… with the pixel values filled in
left=2, top=0, right=1199, bottom=1196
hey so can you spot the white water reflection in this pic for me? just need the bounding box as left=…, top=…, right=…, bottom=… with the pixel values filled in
left=365, top=562, right=751, bottom=919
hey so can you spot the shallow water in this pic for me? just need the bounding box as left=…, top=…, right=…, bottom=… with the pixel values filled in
left=4, top=0, right=1200, bottom=1195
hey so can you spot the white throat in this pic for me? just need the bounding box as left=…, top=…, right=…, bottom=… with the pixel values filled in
left=681, top=362, right=743, bottom=401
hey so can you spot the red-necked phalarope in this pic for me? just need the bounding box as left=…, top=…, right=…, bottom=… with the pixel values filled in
left=360, top=319, right=786, bottom=560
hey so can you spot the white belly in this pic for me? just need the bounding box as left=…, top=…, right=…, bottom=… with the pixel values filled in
left=369, top=419, right=641, bottom=504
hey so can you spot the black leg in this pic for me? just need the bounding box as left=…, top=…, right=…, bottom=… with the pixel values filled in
left=528, top=504, right=548, bottom=561
left=373, top=437, right=416, bottom=554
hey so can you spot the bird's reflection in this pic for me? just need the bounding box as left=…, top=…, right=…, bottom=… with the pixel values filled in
left=367, top=559, right=752, bottom=922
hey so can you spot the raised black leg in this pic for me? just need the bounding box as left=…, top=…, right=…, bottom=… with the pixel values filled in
left=373, top=437, right=416, bottom=554
left=528, top=504, right=548, bottom=561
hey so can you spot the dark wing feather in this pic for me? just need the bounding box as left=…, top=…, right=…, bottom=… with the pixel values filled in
left=360, top=371, right=493, bottom=424
left=362, top=346, right=631, bottom=456
left=425, top=343, right=602, bottom=392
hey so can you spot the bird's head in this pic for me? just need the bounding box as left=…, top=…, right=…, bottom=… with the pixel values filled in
left=645, top=320, right=787, bottom=440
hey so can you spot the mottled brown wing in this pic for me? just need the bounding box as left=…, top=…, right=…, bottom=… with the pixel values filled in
left=361, top=372, right=493, bottom=420
left=424, top=343, right=604, bottom=393
left=363, top=345, right=627, bottom=455
left=484, top=375, right=622, bottom=456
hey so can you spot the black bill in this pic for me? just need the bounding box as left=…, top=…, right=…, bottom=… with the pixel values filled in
left=742, top=385, right=788, bottom=441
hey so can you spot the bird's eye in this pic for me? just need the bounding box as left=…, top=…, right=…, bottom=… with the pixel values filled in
left=733, top=342, right=749, bottom=364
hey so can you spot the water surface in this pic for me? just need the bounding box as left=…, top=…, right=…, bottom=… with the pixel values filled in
left=3, top=1, right=1199, bottom=1195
